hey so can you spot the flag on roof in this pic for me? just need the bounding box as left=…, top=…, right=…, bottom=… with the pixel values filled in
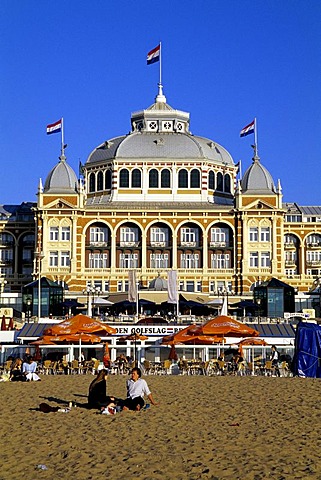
left=46, top=119, right=62, bottom=135
left=240, top=120, right=255, bottom=137
left=147, top=44, right=160, bottom=65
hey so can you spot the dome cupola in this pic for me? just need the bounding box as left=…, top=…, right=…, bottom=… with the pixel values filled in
left=241, top=151, right=276, bottom=194
left=44, top=155, right=78, bottom=193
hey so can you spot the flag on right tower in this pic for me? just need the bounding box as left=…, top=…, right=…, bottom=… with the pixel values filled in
left=240, top=120, right=255, bottom=137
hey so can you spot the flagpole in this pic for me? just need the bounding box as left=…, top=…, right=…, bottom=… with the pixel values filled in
left=254, top=117, right=258, bottom=155
left=159, top=41, right=162, bottom=87
left=61, top=117, right=65, bottom=156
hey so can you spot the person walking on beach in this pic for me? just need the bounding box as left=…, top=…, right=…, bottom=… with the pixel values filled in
left=88, top=369, right=116, bottom=409
left=270, top=345, right=280, bottom=377
left=122, top=367, right=158, bottom=411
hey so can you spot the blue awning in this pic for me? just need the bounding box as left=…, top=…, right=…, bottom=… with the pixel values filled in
left=247, top=323, right=296, bottom=337
left=17, top=323, right=53, bottom=340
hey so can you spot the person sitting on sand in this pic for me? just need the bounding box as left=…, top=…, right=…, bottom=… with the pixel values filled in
left=88, top=369, right=116, bottom=409
left=22, top=356, right=41, bottom=381
left=122, top=367, right=158, bottom=412
left=10, top=358, right=25, bottom=382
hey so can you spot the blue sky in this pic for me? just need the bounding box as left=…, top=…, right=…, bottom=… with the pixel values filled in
left=1, top=0, right=321, bottom=205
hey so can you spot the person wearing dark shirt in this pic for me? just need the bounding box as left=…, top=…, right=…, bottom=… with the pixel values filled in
left=88, top=369, right=115, bottom=409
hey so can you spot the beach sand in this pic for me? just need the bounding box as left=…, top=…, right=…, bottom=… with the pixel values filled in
left=0, top=373, right=321, bottom=480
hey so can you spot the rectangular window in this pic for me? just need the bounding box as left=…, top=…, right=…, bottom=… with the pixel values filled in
left=196, top=281, right=202, bottom=292
left=90, top=227, right=108, bottom=244
left=60, top=251, right=70, bottom=267
left=307, top=251, right=321, bottom=262
left=211, top=253, right=230, bottom=269
left=61, top=226, right=71, bottom=241
left=260, top=252, right=271, bottom=267
left=186, top=281, right=194, bottom=292
left=210, top=227, right=229, bottom=243
left=89, top=253, right=108, bottom=268
left=249, top=228, right=258, bottom=242
left=151, top=227, right=168, bottom=244
left=285, top=251, right=296, bottom=262
left=0, top=249, right=13, bottom=261
left=260, top=227, right=270, bottom=242
left=49, top=251, right=58, bottom=267
left=22, top=250, right=32, bottom=261
left=150, top=253, right=169, bottom=269
left=181, top=228, right=198, bottom=244
left=120, top=227, right=138, bottom=244
left=249, top=252, right=258, bottom=267
left=49, top=227, right=59, bottom=241
left=119, top=253, right=138, bottom=268
left=180, top=253, right=199, bottom=268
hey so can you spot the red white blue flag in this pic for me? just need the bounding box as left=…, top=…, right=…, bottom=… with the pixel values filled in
left=240, top=120, right=255, bottom=137
left=147, top=44, right=160, bottom=65
left=46, top=119, right=62, bottom=135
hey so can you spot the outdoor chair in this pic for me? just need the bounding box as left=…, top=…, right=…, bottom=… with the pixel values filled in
left=217, top=360, right=226, bottom=375
left=264, top=360, right=274, bottom=376
left=163, top=359, right=172, bottom=374
left=43, top=360, right=53, bottom=375
left=69, top=360, right=81, bottom=374
left=3, top=360, right=13, bottom=374
left=143, top=360, right=152, bottom=375
left=279, top=361, right=290, bottom=377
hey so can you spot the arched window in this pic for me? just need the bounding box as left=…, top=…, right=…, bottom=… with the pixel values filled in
left=190, top=169, right=200, bottom=188
left=209, top=171, right=215, bottom=190
left=224, top=174, right=231, bottom=193
left=161, top=169, right=170, bottom=188
left=149, top=169, right=159, bottom=188
left=217, top=172, right=223, bottom=191
left=105, top=170, right=112, bottom=190
left=178, top=169, right=188, bottom=188
left=119, top=169, right=129, bottom=188
left=132, top=169, right=141, bottom=188
left=97, top=171, right=104, bottom=191
left=89, top=172, right=95, bottom=192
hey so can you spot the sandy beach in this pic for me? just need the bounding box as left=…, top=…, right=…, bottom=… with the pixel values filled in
left=1, top=373, right=321, bottom=480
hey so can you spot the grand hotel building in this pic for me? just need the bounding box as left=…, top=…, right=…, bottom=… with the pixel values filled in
left=1, top=86, right=321, bottom=308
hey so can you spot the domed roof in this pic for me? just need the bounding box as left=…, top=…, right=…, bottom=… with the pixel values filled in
left=149, top=276, right=168, bottom=291
left=87, top=132, right=233, bottom=165
left=86, top=87, right=234, bottom=166
left=44, top=156, right=78, bottom=193
left=241, top=155, right=276, bottom=194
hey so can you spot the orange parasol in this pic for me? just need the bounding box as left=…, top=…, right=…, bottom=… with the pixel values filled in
left=237, top=338, right=268, bottom=346
left=201, top=315, right=259, bottom=337
left=44, top=313, right=116, bottom=336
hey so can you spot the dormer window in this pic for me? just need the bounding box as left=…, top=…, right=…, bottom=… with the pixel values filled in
left=162, top=121, right=173, bottom=132
left=176, top=122, right=184, bottom=132
left=148, top=121, right=158, bottom=131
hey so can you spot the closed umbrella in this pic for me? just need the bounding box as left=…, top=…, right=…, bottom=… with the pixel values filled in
left=168, top=344, right=178, bottom=361
left=8, top=318, right=14, bottom=330
left=1, top=315, right=6, bottom=331
left=103, top=342, right=111, bottom=368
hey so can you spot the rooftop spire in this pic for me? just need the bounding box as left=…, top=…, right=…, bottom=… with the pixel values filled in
left=155, top=82, right=167, bottom=103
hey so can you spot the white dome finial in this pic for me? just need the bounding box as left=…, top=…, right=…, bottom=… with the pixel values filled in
left=155, top=82, right=166, bottom=103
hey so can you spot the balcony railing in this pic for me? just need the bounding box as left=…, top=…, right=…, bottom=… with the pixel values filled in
left=306, top=260, right=321, bottom=266
left=119, top=241, right=140, bottom=247
left=307, top=243, right=321, bottom=248
left=284, top=242, right=296, bottom=249
left=285, top=260, right=297, bottom=266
